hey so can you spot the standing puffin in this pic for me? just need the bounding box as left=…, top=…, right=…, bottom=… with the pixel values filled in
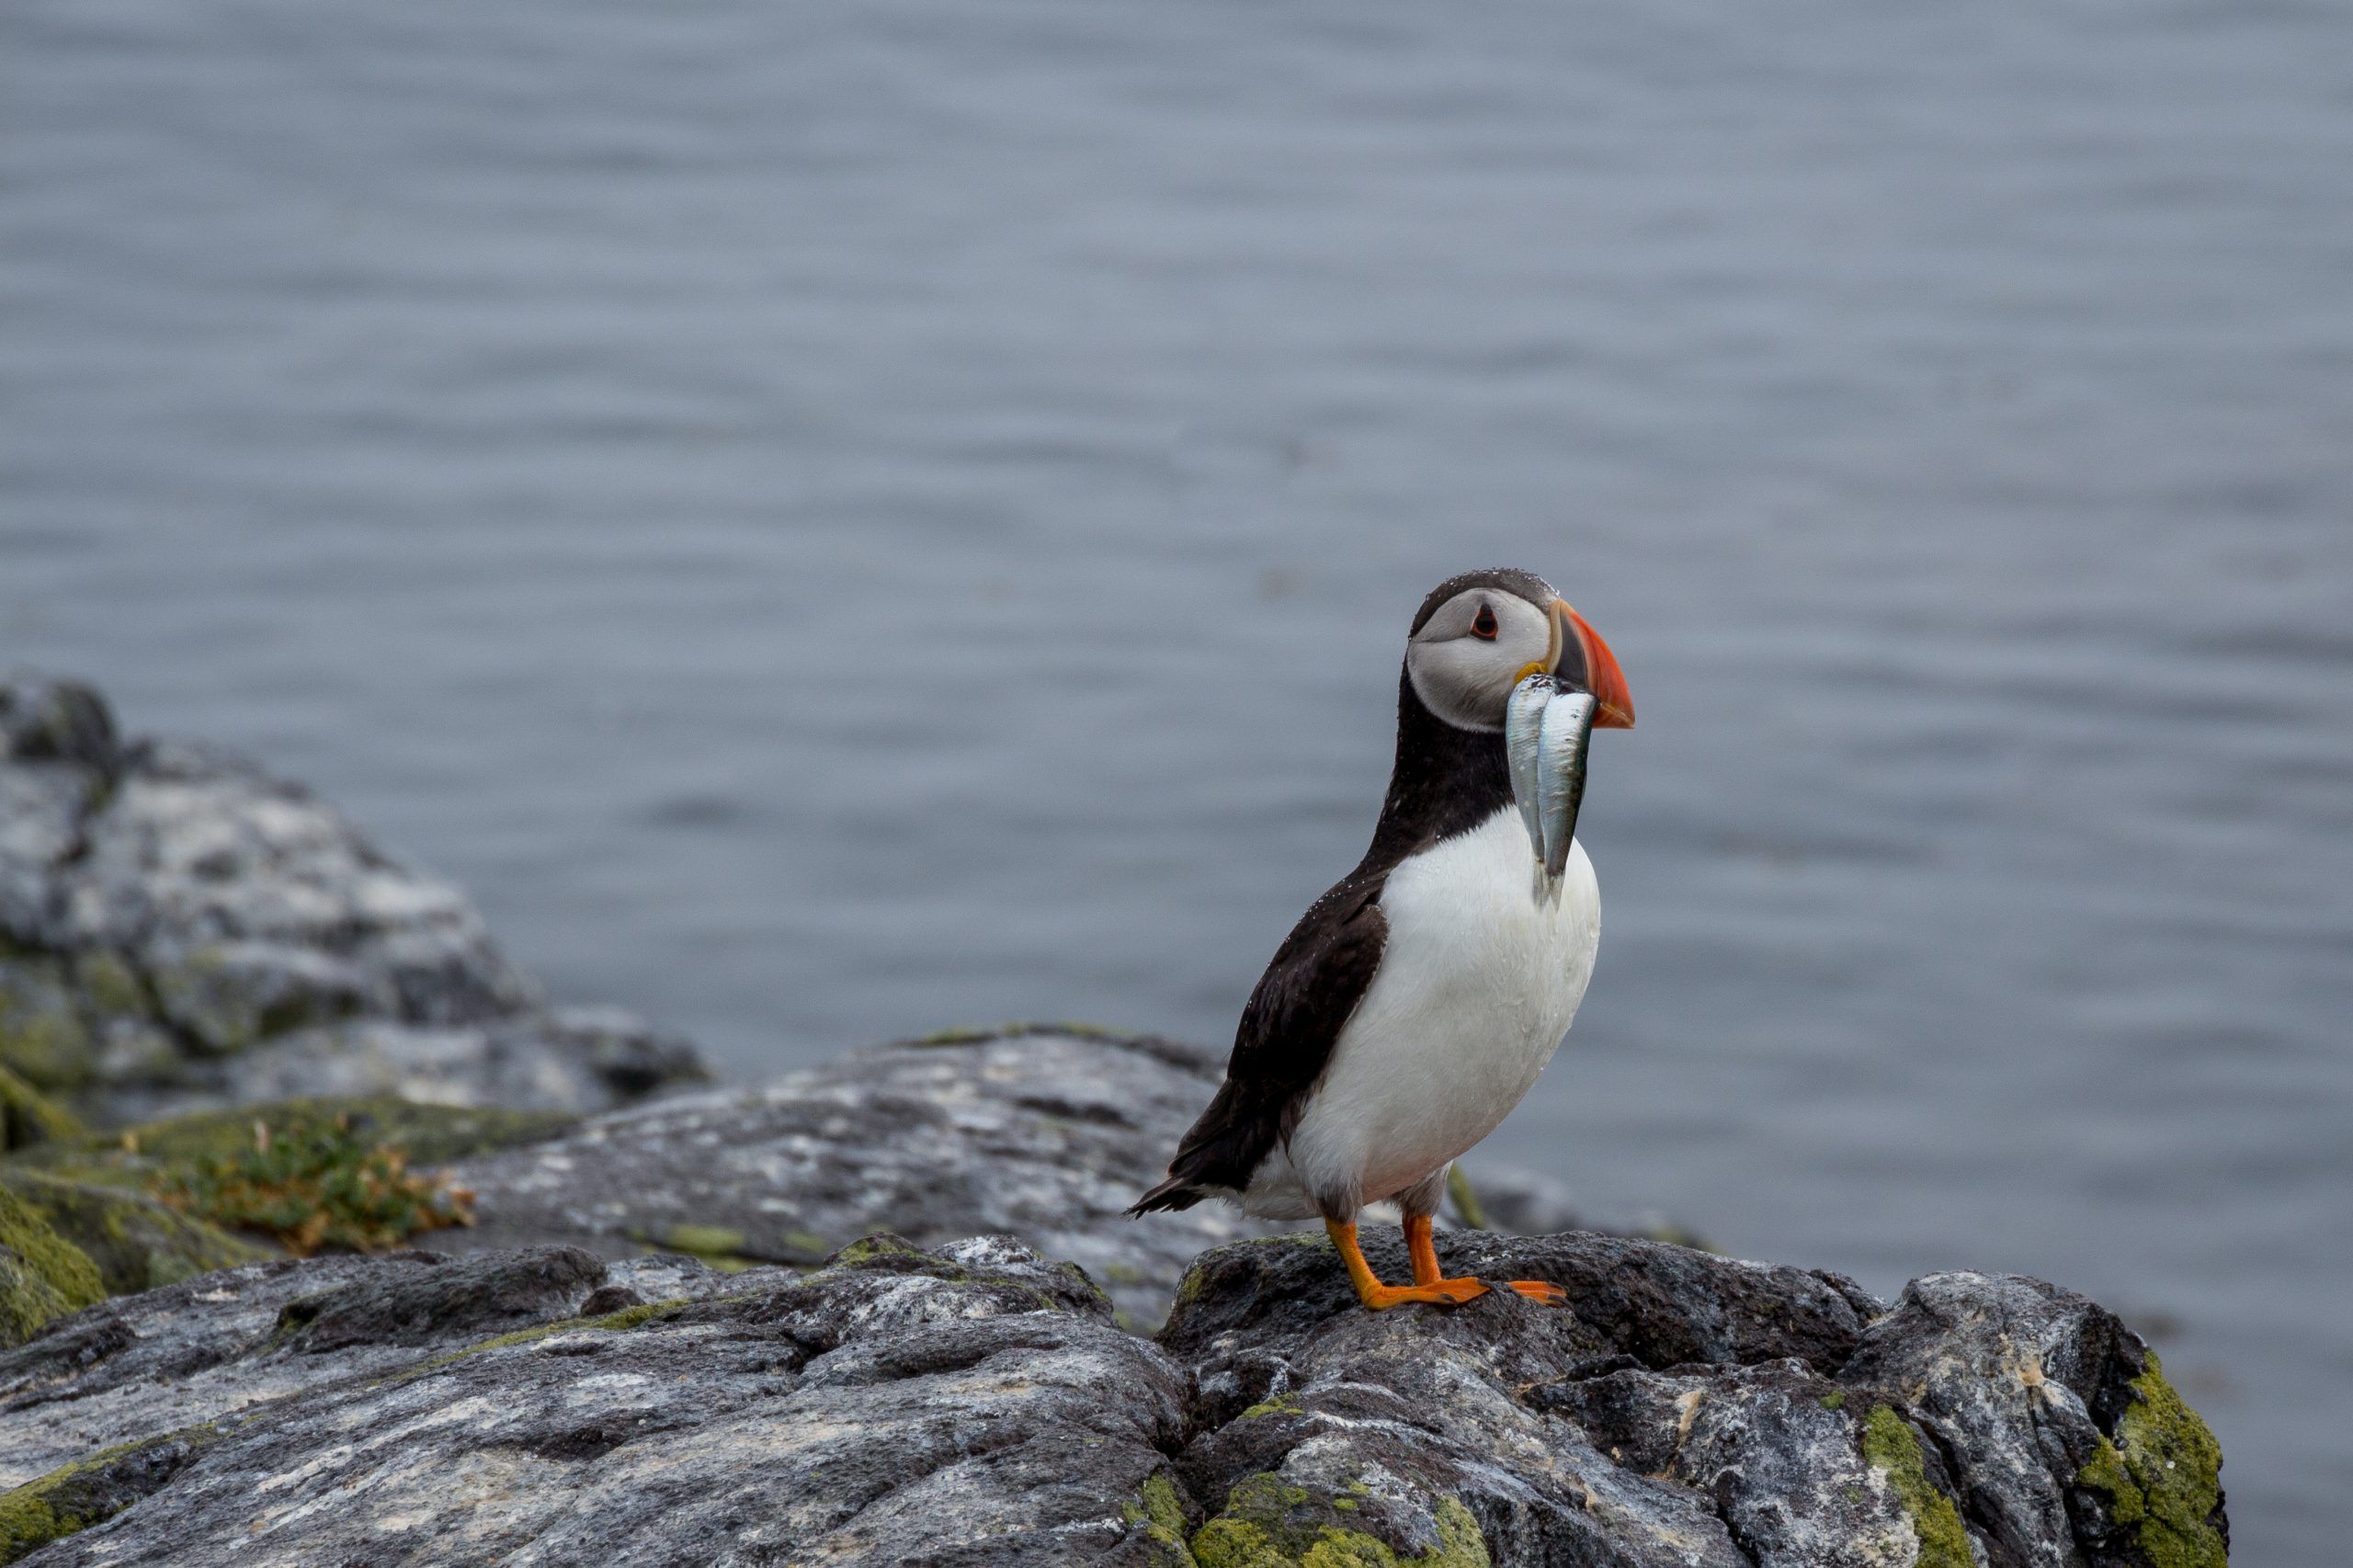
left=1130, top=569, right=1633, bottom=1309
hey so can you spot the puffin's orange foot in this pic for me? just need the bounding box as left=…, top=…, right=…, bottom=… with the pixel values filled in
left=1500, top=1279, right=1568, bottom=1306
left=1358, top=1276, right=1491, bottom=1311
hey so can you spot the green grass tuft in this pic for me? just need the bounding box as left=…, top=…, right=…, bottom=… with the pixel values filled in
left=150, top=1110, right=472, bottom=1256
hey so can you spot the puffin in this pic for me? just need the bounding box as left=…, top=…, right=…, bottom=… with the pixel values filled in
left=1129, top=568, right=1633, bottom=1310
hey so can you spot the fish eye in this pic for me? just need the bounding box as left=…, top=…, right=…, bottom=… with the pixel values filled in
left=1472, top=603, right=1498, bottom=640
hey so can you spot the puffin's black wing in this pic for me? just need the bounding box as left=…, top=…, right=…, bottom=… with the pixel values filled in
left=1128, top=877, right=1388, bottom=1214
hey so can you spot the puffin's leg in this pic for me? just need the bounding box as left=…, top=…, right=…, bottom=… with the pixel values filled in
left=1401, top=1213, right=1495, bottom=1295
left=1323, top=1219, right=1486, bottom=1309
left=1397, top=1171, right=1489, bottom=1296
left=1404, top=1170, right=1568, bottom=1307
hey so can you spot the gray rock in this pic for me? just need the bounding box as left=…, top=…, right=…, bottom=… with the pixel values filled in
left=0, top=1244, right=712, bottom=1491
left=1160, top=1230, right=2225, bottom=1568
left=0, top=673, right=711, bottom=1123
left=48, top=739, right=537, bottom=1045
left=0, top=1230, right=2226, bottom=1567
left=438, top=1025, right=1681, bottom=1334
left=441, top=1024, right=1275, bottom=1330
left=85, top=1007, right=712, bottom=1125
left=5, top=1234, right=1193, bottom=1567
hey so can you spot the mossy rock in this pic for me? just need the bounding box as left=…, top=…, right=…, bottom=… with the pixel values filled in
left=1189, top=1472, right=1490, bottom=1567
left=0, top=1425, right=220, bottom=1565
left=1120, top=1474, right=1197, bottom=1564
left=1858, top=1404, right=1972, bottom=1568
left=0, top=1066, right=82, bottom=1153
left=0, top=958, right=96, bottom=1095
left=2075, top=1352, right=2228, bottom=1568
left=0, top=1182, right=104, bottom=1348
left=6, top=1096, right=578, bottom=1187
left=0, top=1169, right=257, bottom=1295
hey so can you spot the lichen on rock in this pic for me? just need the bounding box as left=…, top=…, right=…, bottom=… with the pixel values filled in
left=0, top=1426, right=220, bottom=1566
left=1859, top=1403, right=1972, bottom=1568
left=2075, top=1352, right=2228, bottom=1568
left=0, top=1182, right=104, bottom=1347
left=1190, top=1473, right=1490, bottom=1568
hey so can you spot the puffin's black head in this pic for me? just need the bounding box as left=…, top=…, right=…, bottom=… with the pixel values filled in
left=1404, top=568, right=1634, bottom=733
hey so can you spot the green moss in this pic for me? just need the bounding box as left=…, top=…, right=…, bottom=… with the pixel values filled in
left=828, top=1233, right=926, bottom=1268
left=1241, top=1392, right=1303, bottom=1419
left=71, top=950, right=149, bottom=1021
left=1119, top=1474, right=1198, bottom=1562
left=1818, top=1389, right=1847, bottom=1411
left=0, top=1182, right=104, bottom=1346
left=0, top=1067, right=81, bottom=1152
left=1859, top=1405, right=1972, bottom=1568
left=780, top=1230, right=833, bottom=1260
left=660, top=1223, right=747, bottom=1258
left=2073, top=1353, right=2226, bottom=1568
left=1189, top=1474, right=1489, bottom=1568
left=0, top=1425, right=222, bottom=1565
left=10, top=1096, right=576, bottom=1185
left=404, top=1297, right=691, bottom=1379
left=909, top=1025, right=1000, bottom=1048
left=0, top=1169, right=256, bottom=1294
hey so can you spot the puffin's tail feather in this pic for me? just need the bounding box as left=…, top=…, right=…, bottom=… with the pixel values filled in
left=1126, top=1174, right=1207, bottom=1217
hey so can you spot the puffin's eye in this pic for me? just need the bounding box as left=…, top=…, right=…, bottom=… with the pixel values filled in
left=1471, top=603, right=1498, bottom=640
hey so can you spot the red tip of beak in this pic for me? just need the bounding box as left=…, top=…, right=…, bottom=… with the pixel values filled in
left=1562, top=603, right=1634, bottom=729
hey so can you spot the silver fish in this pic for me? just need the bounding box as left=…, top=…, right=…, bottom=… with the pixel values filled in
left=1504, top=673, right=1555, bottom=864
left=1537, top=689, right=1597, bottom=881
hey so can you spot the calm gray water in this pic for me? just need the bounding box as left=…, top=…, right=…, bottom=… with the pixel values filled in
left=6, top=0, right=2350, bottom=1555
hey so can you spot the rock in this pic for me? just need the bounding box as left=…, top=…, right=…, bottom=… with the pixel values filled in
left=1841, top=1271, right=2229, bottom=1568
left=0, top=673, right=712, bottom=1124
left=440, top=1025, right=1279, bottom=1327
left=79, top=1007, right=713, bottom=1126
left=1158, top=1230, right=2225, bottom=1568
left=0, top=1244, right=750, bottom=1494
left=0, top=1229, right=2226, bottom=1566
left=0, top=1186, right=102, bottom=1349
left=438, top=1024, right=1671, bottom=1333
left=2, top=1235, right=1192, bottom=1566
left=0, top=1171, right=256, bottom=1296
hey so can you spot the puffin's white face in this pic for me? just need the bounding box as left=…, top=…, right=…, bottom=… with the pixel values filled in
left=1405, top=587, right=1558, bottom=732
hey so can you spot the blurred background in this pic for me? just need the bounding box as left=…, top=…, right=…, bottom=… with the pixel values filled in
left=6, top=0, right=2349, bottom=1557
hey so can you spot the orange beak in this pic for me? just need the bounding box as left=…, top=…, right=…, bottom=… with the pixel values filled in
left=1554, top=600, right=1634, bottom=729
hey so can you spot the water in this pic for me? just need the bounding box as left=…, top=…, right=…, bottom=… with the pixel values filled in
left=6, top=0, right=2350, bottom=1555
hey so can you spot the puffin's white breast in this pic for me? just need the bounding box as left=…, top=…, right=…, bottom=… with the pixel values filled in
left=1248, top=807, right=1600, bottom=1218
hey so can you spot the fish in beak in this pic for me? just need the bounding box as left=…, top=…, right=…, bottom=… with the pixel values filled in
left=1506, top=601, right=1631, bottom=886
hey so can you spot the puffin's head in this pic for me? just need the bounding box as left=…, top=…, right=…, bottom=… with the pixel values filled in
left=1404, top=568, right=1634, bottom=733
